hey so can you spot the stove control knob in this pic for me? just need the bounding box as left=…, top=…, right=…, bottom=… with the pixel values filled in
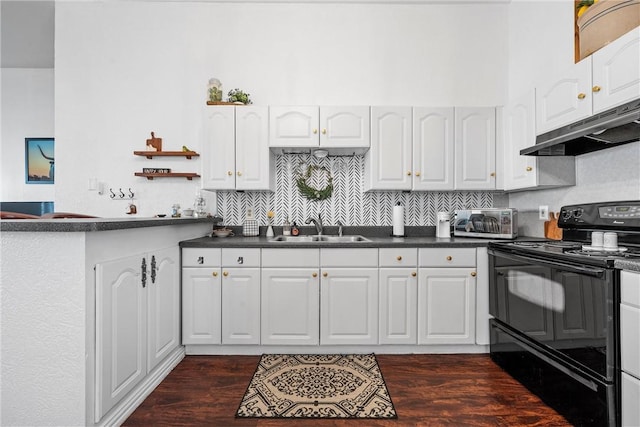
left=562, top=210, right=572, bottom=220
left=574, top=208, right=584, bottom=218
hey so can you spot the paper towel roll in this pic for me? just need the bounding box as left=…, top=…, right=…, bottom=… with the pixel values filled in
left=392, top=204, right=405, bottom=236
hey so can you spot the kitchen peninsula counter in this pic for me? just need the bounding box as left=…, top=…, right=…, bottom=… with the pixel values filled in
left=1, top=217, right=212, bottom=426
left=0, top=216, right=212, bottom=232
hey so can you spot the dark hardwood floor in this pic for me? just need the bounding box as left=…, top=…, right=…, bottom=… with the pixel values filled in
left=123, top=354, right=571, bottom=426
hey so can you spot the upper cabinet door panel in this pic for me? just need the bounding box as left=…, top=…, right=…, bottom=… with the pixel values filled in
left=503, top=90, right=537, bottom=191
left=412, top=107, right=454, bottom=191
left=366, top=106, right=412, bottom=191
left=235, top=106, right=273, bottom=191
left=592, top=27, right=640, bottom=114
left=320, top=106, right=370, bottom=148
left=269, top=106, right=319, bottom=147
left=454, top=107, right=496, bottom=190
left=535, top=58, right=592, bottom=135
left=202, top=107, right=236, bottom=190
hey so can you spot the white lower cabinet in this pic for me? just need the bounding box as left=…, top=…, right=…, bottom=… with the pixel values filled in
left=379, top=248, right=418, bottom=344
left=261, top=249, right=320, bottom=345
left=221, top=249, right=261, bottom=344
left=621, top=270, right=640, bottom=427
left=320, top=249, right=379, bottom=345
left=417, top=248, right=477, bottom=345
left=95, top=246, right=180, bottom=421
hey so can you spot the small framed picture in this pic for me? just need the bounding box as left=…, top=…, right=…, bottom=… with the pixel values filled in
left=25, top=137, right=55, bottom=184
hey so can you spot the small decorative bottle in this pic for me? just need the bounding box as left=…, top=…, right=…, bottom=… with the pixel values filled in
left=291, top=222, right=299, bottom=236
left=266, top=210, right=275, bottom=238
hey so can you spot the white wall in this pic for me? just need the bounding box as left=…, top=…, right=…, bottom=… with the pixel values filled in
left=54, top=1, right=509, bottom=217
left=505, top=1, right=640, bottom=236
left=0, top=68, right=55, bottom=201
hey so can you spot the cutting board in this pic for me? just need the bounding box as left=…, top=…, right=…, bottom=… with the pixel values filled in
left=544, top=212, right=563, bottom=240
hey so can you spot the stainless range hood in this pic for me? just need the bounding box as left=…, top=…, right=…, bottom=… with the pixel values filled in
left=521, top=98, right=640, bottom=156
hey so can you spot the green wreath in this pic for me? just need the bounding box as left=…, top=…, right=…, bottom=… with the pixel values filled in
left=296, top=165, right=333, bottom=201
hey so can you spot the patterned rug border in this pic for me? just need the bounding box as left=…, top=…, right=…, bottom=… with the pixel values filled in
left=236, top=353, right=398, bottom=420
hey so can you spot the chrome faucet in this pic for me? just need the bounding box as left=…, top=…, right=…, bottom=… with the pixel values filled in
left=305, top=214, right=323, bottom=235
left=337, top=220, right=344, bottom=237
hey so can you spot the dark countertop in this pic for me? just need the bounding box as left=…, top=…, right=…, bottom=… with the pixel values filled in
left=0, top=216, right=214, bottom=232
left=179, top=226, right=534, bottom=249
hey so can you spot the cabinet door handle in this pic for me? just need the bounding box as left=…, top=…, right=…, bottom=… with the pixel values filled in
left=490, top=172, right=496, bottom=177
left=411, top=272, right=417, bottom=277
left=577, top=93, right=586, bottom=100
left=470, top=271, right=477, bottom=277
left=407, top=171, right=412, bottom=176
left=415, top=172, right=421, bottom=177
left=313, top=129, right=318, bottom=134
left=237, top=171, right=242, bottom=177
left=227, top=171, right=233, bottom=176
left=141, top=257, right=147, bottom=288
left=197, top=256, right=204, bottom=265
left=212, top=271, right=218, bottom=277
left=150, top=255, right=157, bottom=284
left=312, top=272, right=318, bottom=278
left=223, top=271, right=229, bottom=277
left=592, top=85, right=601, bottom=93
left=397, top=255, right=402, bottom=261
left=323, top=272, right=328, bottom=277
left=526, top=166, right=533, bottom=172
left=446, top=256, right=452, bottom=261
left=322, top=129, right=327, bottom=135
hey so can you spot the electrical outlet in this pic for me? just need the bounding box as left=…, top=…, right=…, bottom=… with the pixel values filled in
left=539, top=205, right=549, bottom=220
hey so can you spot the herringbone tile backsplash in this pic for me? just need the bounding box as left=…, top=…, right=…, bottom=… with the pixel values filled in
left=216, top=154, right=494, bottom=226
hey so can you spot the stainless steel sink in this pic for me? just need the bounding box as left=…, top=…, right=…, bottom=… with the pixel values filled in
left=269, top=235, right=371, bottom=243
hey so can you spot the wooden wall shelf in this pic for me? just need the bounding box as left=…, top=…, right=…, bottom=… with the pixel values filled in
left=135, top=172, right=200, bottom=180
left=133, top=151, right=199, bottom=159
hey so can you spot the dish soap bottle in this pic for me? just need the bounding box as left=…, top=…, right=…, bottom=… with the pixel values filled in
left=291, top=222, right=299, bottom=236
left=283, top=218, right=291, bottom=236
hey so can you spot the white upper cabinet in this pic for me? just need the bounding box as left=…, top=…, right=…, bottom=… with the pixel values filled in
left=454, top=107, right=496, bottom=190
left=591, top=27, right=640, bottom=114
left=503, top=90, right=576, bottom=191
left=202, top=106, right=274, bottom=191
left=365, top=106, right=413, bottom=191
left=269, top=106, right=370, bottom=150
left=412, top=107, right=455, bottom=191
left=536, top=27, right=640, bottom=135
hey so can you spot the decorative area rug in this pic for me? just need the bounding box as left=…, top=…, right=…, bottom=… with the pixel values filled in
left=236, top=354, right=398, bottom=419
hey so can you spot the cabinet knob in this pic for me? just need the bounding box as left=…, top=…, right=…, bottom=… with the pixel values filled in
left=592, top=85, right=601, bottom=93
left=237, top=171, right=242, bottom=176
left=577, top=93, right=586, bottom=100
left=323, top=272, right=328, bottom=277
left=470, top=271, right=477, bottom=277
left=397, top=255, right=402, bottom=261
left=490, top=172, right=496, bottom=177
left=446, top=255, right=452, bottom=261
left=415, top=172, right=421, bottom=177
left=411, top=272, right=417, bottom=277
left=223, top=271, right=228, bottom=277
left=407, top=171, right=412, bottom=176
left=312, top=272, right=318, bottom=278
left=322, top=129, right=327, bottom=135
left=313, top=129, right=318, bottom=134
left=227, top=171, right=233, bottom=176
left=212, top=271, right=218, bottom=277
left=526, top=166, right=533, bottom=171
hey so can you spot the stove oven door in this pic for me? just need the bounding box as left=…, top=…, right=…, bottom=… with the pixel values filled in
left=488, top=248, right=617, bottom=383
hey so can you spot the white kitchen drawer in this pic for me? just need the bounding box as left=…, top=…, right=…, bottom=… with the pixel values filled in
left=621, top=270, right=640, bottom=308
left=320, top=248, right=378, bottom=267
left=621, top=303, right=640, bottom=378
left=182, top=248, right=221, bottom=267
left=222, top=248, right=261, bottom=267
left=379, top=248, right=417, bottom=267
left=262, top=248, right=319, bottom=267
left=419, top=248, right=476, bottom=267
left=622, top=372, right=640, bottom=427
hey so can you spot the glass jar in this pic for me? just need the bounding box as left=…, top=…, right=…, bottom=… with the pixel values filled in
left=207, top=78, right=222, bottom=103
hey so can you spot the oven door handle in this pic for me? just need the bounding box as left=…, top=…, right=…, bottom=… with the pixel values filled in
left=489, top=249, right=606, bottom=278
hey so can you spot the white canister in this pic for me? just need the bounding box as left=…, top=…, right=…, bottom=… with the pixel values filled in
left=603, top=232, right=618, bottom=250
left=437, top=212, right=451, bottom=238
